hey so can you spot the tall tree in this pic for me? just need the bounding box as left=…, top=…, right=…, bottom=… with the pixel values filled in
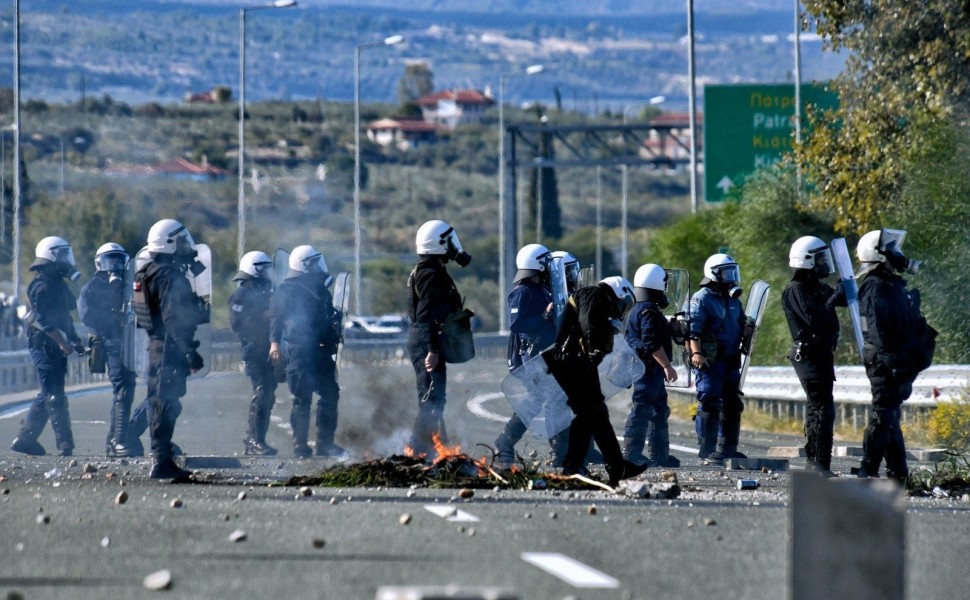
left=396, top=63, right=434, bottom=106
left=795, top=1, right=970, bottom=233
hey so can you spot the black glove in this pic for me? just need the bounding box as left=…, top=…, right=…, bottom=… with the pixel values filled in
left=186, top=349, right=204, bottom=371
left=73, top=342, right=87, bottom=355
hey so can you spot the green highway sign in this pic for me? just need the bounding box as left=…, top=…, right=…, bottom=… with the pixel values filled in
left=703, top=83, right=839, bottom=202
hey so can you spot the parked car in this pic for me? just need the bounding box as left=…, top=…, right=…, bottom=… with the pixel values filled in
left=343, top=315, right=407, bottom=340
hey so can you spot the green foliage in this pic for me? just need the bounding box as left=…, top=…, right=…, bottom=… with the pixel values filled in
left=396, top=63, right=434, bottom=106
left=797, top=0, right=970, bottom=234
left=928, top=394, right=970, bottom=453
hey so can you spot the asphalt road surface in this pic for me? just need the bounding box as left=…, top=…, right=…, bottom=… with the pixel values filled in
left=1, top=360, right=968, bottom=600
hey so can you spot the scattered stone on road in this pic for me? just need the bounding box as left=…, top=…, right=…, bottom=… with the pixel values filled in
left=399, top=514, right=412, bottom=525
left=170, top=498, right=183, bottom=509
left=115, top=491, right=129, bottom=505
left=143, top=569, right=172, bottom=591
left=228, top=529, right=247, bottom=543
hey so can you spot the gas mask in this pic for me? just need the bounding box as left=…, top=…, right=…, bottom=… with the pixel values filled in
left=445, top=233, right=472, bottom=268
left=885, top=246, right=920, bottom=275
left=653, top=290, right=671, bottom=310
left=58, top=261, right=81, bottom=282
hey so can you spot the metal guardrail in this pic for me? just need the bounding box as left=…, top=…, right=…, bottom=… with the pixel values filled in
left=2, top=333, right=966, bottom=431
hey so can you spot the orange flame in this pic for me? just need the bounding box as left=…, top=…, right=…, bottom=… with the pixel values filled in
left=431, top=432, right=463, bottom=461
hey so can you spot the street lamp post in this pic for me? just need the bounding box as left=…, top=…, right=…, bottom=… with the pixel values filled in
left=620, top=95, right=664, bottom=279
left=354, top=34, right=403, bottom=316
left=12, top=0, right=21, bottom=301
left=238, top=0, right=297, bottom=263
left=498, top=63, right=543, bottom=333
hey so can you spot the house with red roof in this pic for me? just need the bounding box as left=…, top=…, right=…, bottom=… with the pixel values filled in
left=366, top=118, right=442, bottom=150
left=415, top=88, right=495, bottom=130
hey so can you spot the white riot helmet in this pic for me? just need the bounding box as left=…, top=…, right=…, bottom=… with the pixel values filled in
left=551, top=250, right=581, bottom=292
left=135, top=248, right=153, bottom=272
left=513, top=243, right=551, bottom=283
left=415, top=219, right=472, bottom=267
left=32, top=236, right=81, bottom=281
left=147, top=218, right=195, bottom=256
left=288, top=244, right=330, bottom=279
left=633, top=263, right=669, bottom=304
left=600, top=275, right=636, bottom=317
left=703, top=253, right=742, bottom=298
left=789, top=236, right=834, bottom=275
left=857, top=228, right=919, bottom=275
left=95, top=242, right=129, bottom=274
left=235, top=250, right=273, bottom=281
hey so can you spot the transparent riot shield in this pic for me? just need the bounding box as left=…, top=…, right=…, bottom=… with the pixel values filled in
left=664, top=268, right=692, bottom=388
left=187, top=244, right=212, bottom=379
left=500, top=356, right=574, bottom=439
left=331, top=271, right=351, bottom=375
left=577, top=265, right=596, bottom=289
left=598, top=334, right=647, bottom=398
left=121, top=257, right=138, bottom=371
left=738, top=279, right=770, bottom=392
left=832, top=238, right=864, bottom=362
left=132, top=247, right=151, bottom=378
left=548, top=256, right=569, bottom=329
left=272, top=248, right=290, bottom=288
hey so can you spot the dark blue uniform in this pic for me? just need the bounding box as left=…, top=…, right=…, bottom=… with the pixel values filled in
left=268, top=272, right=341, bottom=457
left=229, top=278, right=277, bottom=454
left=13, top=266, right=82, bottom=455
left=407, top=256, right=462, bottom=456
left=624, top=298, right=675, bottom=466
left=689, top=284, right=745, bottom=459
left=858, top=268, right=923, bottom=481
left=782, top=270, right=843, bottom=471
left=494, top=278, right=557, bottom=463
left=79, top=271, right=137, bottom=456
left=137, top=256, right=206, bottom=467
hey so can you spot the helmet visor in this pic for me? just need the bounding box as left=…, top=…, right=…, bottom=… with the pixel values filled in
left=302, top=253, right=324, bottom=273
left=813, top=248, right=834, bottom=275
left=51, top=244, right=76, bottom=267
left=715, top=264, right=740, bottom=283
left=252, top=260, right=272, bottom=278
left=98, top=251, right=128, bottom=273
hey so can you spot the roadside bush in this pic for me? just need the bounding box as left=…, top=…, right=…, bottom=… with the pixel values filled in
left=928, top=393, right=970, bottom=452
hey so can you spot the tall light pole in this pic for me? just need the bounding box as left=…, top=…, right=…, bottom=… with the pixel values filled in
left=12, top=0, right=21, bottom=301
left=686, top=0, right=699, bottom=213
left=620, top=95, right=664, bottom=279
left=354, top=34, right=403, bottom=316
left=238, top=0, right=297, bottom=263
left=498, top=63, right=543, bottom=333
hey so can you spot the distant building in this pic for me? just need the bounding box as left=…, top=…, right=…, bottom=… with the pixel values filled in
left=366, top=118, right=441, bottom=150
left=415, top=88, right=495, bottom=130
left=105, top=157, right=228, bottom=181
left=641, top=111, right=703, bottom=166
left=184, top=90, right=215, bottom=103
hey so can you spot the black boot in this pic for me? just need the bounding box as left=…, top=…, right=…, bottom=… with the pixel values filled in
left=606, top=460, right=649, bottom=488
left=718, top=417, right=746, bottom=459
left=623, top=433, right=648, bottom=466
left=10, top=437, right=46, bottom=455
left=291, top=400, right=312, bottom=458
left=697, top=411, right=720, bottom=460
left=149, top=458, right=193, bottom=481
left=107, top=396, right=136, bottom=458
left=46, top=395, right=74, bottom=457
left=244, top=397, right=278, bottom=456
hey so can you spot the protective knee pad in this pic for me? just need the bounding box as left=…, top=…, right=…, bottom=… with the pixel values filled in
left=45, top=394, right=68, bottom=413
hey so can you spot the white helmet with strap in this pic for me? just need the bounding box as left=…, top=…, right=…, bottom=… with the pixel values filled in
left=288, top=245, right=328, bottom=274
left=147, top=218, right=195, bottom=255
left=32, top=236, right=80, bottom=281
left=95, top=242, right=129, bottom=273
left=703, top=253, right=741, bottom=284
left=514, top=243, right=550, bottom=283
left=235, top=250, right=273, bottom=281
left=789, top=236, right=834, bottom=275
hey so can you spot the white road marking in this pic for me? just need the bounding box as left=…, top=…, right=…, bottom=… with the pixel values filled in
left=670, top=443, right=697, bottom=453
left=465, top=392, right=509, bottom=423
left=521, top=552, right=620, bottom=588
left=423, top=505, right=480, bottom=522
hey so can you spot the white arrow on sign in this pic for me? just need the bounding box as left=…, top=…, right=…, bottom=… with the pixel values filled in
left=717, top=176, right=734, bottom=194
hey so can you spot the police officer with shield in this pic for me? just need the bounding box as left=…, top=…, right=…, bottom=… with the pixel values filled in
left=624, top=263, right=680, bottom=468
left=782, top=236, right=844, bottom=475
left=854, top=229, right=932, bottom=483
left=688, top=253, right=747, bottom=463
left=79, top=242, right=139, bottom=457
left=230, top=251, right=278, bottom=456
left=10, top=237, right=85, bottom=456
left=494, top=244, right=556, bottom=467
left=268, top=245, right=345, bottom=459
left=135, top=219, right=208, bottom=480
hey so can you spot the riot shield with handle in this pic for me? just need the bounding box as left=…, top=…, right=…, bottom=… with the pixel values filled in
left=187, top=244, right=212, bottom=379
left=330, top=271, right=351, bottom=376
left=121, top=256, right=137, bottom=371
left=664, top=268, right=692, bottom=388
left=548, top=255, right=569, bottom=329
left=272, top=248, right=290, bottom=289
left=577, top=265, right=596, bottom=289
left=738, top=279, right=770, bottom=392
left=831, top=237, right=864, bottom=362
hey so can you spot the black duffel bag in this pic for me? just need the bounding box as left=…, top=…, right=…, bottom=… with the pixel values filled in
left=439, top=308, right=476, bottom=364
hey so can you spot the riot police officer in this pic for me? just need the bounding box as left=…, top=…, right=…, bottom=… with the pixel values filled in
left=268, top=245, right=344, bottom=459
left=407, top=220, right=470, bottom=457
left=854, top=229, right=931, bottom=483
left=548, top=276, right=648, bottom=487
left=494, top=243, right=555, bottom=467
left=782, top=236, right=843, bottom=475
left=230, top=251, right=278, bottom=456
left=624, top=263, right=680, bottom=468
left=10, top=236, right=84, bottom=456
left=688, top=253, right=747, bottom=463
left=135, top=219, right=208, bottom=479
left=79, top=242, right=138, bottom=457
